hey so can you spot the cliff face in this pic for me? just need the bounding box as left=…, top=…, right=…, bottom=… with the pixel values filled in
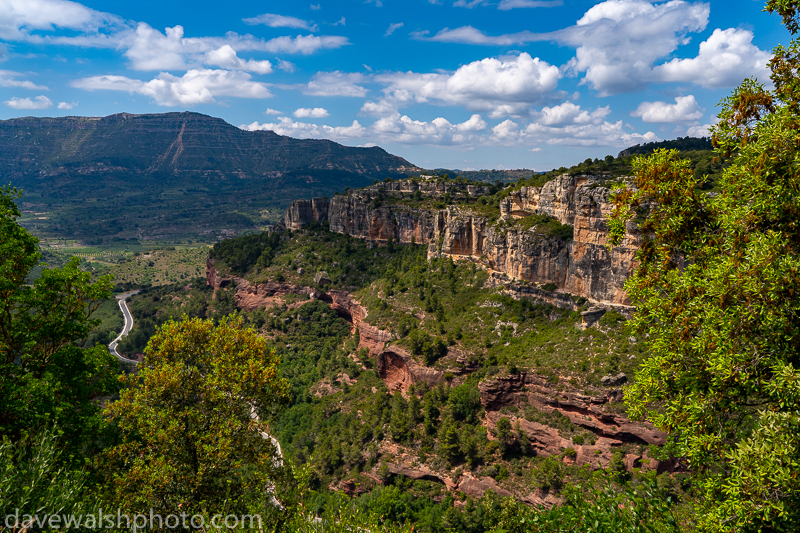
left=285, top=176, right=640, bottom=306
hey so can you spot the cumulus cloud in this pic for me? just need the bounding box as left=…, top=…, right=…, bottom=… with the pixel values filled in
left=419, top=0, right=771, bottom=95
left=560, top=0, right=710, bottom=95
left=242, top=101, right=659, bottom=150
left=535, top=101, right=610, bottom=126
left=483, top=101, right=658, bottom=147
left=304, top=71, right=368, bottom=97
left=249, top=34, right=349, bottom=55
left=204, top=45, right=272, bottom=74
left=654, top=28, right=771, bottom=88
left=120, top=23, right=349, bottom=70
left=385, top=22, right=404, bottom=37
left=0, top=0, right=123, bottom=42
left=242, top=13, right=318, bottom=32
left=57, top=100, right=77, bottom=109
left=370, top=53, right=561, bottom=117
left=241, top=112, right=491, bottom=146
left=523, top=118, right=659, bottom=147
left=71, top=69, right=271, bottom=106
left=294, top=107, right=329, bottom=118
left=631, top=95, right=704, bottom=123
left=0, top=69, right=48, bottom=90
left=242, top=117, right=366, bottom=139
left=265, top=108, right=283, bottom=115
left=4, top=95, right=52, bottom=109
left=123, top=23, right=187, bottom=70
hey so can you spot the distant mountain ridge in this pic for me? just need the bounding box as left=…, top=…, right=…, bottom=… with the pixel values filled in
left=3, top=112, right=419, bottom=244
left=0, top=111, right=417, bottom=179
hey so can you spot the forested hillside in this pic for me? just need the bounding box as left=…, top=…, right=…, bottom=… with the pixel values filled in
left=6, top=112, right=417, bottom=244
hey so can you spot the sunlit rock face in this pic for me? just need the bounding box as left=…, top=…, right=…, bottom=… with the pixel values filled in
left=285, top=175, right=641, bottom=306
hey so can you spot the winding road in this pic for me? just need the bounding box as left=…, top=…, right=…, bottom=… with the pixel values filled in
left=108, top=290, right=140, bottom=363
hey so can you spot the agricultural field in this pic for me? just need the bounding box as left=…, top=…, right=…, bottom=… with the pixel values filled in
left=102, top=246, right=210, bottom=288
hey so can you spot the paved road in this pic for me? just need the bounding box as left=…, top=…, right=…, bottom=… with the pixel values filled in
left=108, top=290, right=140, bottom=363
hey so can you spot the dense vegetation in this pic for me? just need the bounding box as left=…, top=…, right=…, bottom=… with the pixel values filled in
left=8, top=112, right=411, bottom=244
left=4, top=2, right=800, bottom=529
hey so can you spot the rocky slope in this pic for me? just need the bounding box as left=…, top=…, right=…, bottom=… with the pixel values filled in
left=207, top=253, right=667, bottom=504
left=285, top=175, right=640, bottom=306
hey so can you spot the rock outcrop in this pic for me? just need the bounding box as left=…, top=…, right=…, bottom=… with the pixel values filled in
left=375, top=346, right=445, bottom=393
left=284, top=175, right=641, bottom=306
left=479, top=373, right=667, bottom=473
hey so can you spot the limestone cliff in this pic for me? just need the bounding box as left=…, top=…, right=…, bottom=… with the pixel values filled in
left=285, top=175, right=640, bottom=306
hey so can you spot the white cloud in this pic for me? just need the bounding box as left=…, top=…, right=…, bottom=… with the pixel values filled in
left=123, top=23, right=187, bottom=71
left=560, top=0, right=710, bottom=95
left=422, top=26, right=539, bottom=46
left=654, top=28, right=772, bottom=88
left=332, top=16, right=345, bottom=26
left=498, top=0, right=563, bottom=9
left=204, top=45, right=272, bottom=74
left=4, top=95, right=52, bottom=109
left=631, top=95, right=704, bottom=123
left=242, top=13, right=318, bottom=32
left=385, top=22, right=403, bottom=37
left=535, top=101, right=610, bottom=126
left=372, top=53, right=561, bottom=117
left=242, top=111, right=491, bottom=147
left=370, top=113, right=488, bottom=145
left=453, top=0, right=487, bottom=7
left=71, top=69, right=271, bottom=106
left=242, top=117, right=366, bottom=139
left=0, top=69, right=48, bottom=90
left=418, top=0, right=771, bottom=95
left=0, top=0, right=123, bottom=42
left=249, top=34, right=349, bottom=55
left=687, top=123, right=713, bottom=137
left=276, top=59, right=296, bottom=72
left=304, top=71, right=368, bottom=97
left=121, top=24, right=349, bottom=71
left=265, top=108, right=283, bottom=115
left=456, top=114, right=487, bottom=132
left=310, top=4, right=321, bottom=10
left=492, top=119, right=521, bottom=140
left=57, top=100, right=77, bottom=109
left=294, top=107, right=329, bottom=118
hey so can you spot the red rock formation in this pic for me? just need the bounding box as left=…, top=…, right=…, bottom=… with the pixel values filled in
left=376, top=346, right=445, bottom=394
left=479, top=373, right=665, bottom=447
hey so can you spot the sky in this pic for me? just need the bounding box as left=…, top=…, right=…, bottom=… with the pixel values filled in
left=0, top=0, right=789, bottom=171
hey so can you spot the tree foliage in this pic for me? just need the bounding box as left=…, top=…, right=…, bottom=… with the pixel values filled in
left=609, top=3, right=800, bottom=530
left=0, top=184, right=116, bottom=450
left=101, top=316, right=291, bottom=520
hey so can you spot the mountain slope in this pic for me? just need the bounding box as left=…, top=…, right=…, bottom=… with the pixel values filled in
left=4, top=112, right=418, bottom=244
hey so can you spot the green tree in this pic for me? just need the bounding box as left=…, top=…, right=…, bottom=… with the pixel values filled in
left=609, top=3, right=800, bottom=529
left=0, top=427, right=95, bottom=523
left=437, top=418, right=460, bottom=464
left=101, top=316, right=291, bottom=520
left=494, top=417, right=513, bottom=454
left=0, top=185, right=116, bottom=450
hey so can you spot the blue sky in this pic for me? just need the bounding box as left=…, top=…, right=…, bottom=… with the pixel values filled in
left=0, top=0, right=787, bottom=170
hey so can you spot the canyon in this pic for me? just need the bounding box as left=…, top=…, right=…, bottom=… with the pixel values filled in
left=284, top=175, right=641, bottom=307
